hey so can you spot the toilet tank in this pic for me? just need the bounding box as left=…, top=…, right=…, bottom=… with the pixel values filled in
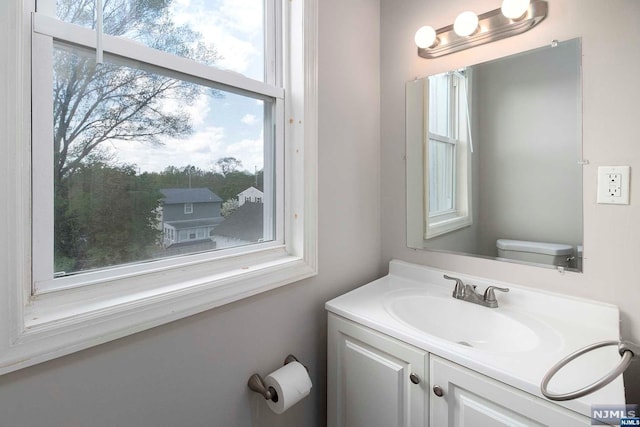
left=576, top=244, right=583, bottom=270
left=496, top=239, right=574, bottom=267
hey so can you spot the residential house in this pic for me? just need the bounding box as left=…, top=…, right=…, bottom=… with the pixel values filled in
left=237, top=186, right=263, bottom=206
left=159, top=188, right=223, bottom=247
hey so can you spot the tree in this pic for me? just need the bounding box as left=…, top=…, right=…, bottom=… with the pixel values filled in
left=221, top=198, right=239, bottom=218
left=53, top=0, right=220, bottom=181
left=210, top=170, right=255, bottom=201
left=61, top=163, right=162, bottom=272
left=53, top=0, right=221, bottom=272
left=214, top=157, right=243, bottom=176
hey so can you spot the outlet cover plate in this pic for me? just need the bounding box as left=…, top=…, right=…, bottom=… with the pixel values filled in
left=597, top=166, right=630, bottom=205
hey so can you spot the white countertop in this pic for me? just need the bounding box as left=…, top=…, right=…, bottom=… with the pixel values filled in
left=325, top=260, right=626, bottom=418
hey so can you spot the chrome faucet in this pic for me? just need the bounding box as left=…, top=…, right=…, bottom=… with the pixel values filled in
left=444, top=275, right=466, bottom=299
left=443, top=275, right=509, bottom=308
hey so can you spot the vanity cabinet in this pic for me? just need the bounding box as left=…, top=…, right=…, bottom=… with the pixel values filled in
left=328, top=314, right=594, bottom=427
left=328, top=313, right=427, bottom=427
left=429, top=355, right=592, bottom=427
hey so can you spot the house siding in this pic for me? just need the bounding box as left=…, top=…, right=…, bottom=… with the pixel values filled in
left=163, top=202, right=221, bottom=222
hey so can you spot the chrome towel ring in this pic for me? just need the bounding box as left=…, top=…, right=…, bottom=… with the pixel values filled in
left=541, top=340, right=639, bottom=401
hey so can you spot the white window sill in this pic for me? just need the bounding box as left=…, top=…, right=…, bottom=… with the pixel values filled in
left=425, top=214, right=472, bottom=239
left=5, top=250, right=315, bottom=375
left=27, top=248, right=311, bottom=329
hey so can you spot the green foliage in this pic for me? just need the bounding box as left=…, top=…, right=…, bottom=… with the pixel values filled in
left=211, top=170, right=259, bottom=201
left=221, top=198, right=239, bottom=218
left=54, top=179, right=82, bottom=270
left=55, top=163, right=162, bottom=272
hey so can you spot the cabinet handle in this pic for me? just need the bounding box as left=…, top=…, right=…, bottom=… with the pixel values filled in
left=409, top=373, right=420, bottom=384
left=433, top=385, right=444, bottom=397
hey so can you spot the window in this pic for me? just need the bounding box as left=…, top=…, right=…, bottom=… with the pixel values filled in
left=0, top=0, right=317, bottom=375
left=32, top=0, right=283, bottom=291
left=424, top=70, right=473, bottom=239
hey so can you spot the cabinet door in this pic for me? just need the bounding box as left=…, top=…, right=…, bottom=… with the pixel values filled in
left=328, top=314, right=427, bottom=427
left=430, top=355, right=592, bottom=427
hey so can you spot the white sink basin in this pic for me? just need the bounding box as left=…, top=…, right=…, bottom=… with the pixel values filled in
left=385, top=294, right=541, bottom=352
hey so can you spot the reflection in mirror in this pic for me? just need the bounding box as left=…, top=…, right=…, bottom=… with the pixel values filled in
left=406, top=39, right=583, bottom=272
left=424, top=70, right=472, bottom=239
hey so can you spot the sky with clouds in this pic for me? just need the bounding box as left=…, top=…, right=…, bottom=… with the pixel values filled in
left=107, top=0, right=267, bottom=174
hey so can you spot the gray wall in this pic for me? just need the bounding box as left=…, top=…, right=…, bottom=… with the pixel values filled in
left=0, top=0, right=382, bottom=426
left=381, top=0, right=640, bottom=402
left=474, top=40, right=582, bottom=257
left=163, top=202, right=221, bottom=221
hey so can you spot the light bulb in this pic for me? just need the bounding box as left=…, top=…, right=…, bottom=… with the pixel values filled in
left=501, top=0, right=530, bottom=20
left=453, top=11, right=479, bottom=37
left=414, top=26, right=437, bottom=49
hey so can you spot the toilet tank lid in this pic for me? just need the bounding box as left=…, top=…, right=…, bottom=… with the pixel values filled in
left=496, top=239, right=574, bottom=256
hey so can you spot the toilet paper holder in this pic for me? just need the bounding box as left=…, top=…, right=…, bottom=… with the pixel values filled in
left=247, top=354, right=306, bottom=402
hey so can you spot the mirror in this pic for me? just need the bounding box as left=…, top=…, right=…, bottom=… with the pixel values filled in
left=406, top=38, right=583, bottom=272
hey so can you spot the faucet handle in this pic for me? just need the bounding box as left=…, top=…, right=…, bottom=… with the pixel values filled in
left=483, top=286, right=510, bottom=303
left=444, top=275, right=465, bottom=298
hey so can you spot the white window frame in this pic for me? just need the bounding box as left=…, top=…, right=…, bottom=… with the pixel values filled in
left=184, top=203, right=194, bottom=215
left=427, top=133, right=457, bottom=216
left=0, top=0, right=317, bottom=376
left=424, top=71, right=472, bottom=239
left=32, top=6, right=285, bottom=293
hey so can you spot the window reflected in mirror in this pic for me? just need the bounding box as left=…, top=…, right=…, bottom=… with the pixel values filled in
left=426, top=70, right=472, bottom=239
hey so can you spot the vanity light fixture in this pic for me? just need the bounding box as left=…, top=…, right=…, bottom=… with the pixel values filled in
left=415, top=0, right=548, bottom=59
left=415, top=26, right=438, bottom=49
left=453, top=11, right=479, bottom=37
left=501, top=0, right=531, bottom=20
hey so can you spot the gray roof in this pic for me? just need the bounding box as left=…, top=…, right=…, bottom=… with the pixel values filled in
left=212, top=202, right=264, bottom=242
left=160, top=188, right=222, bottom=204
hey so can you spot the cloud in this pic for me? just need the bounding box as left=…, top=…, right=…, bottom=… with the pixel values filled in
left=160, top=91, right=210, bottom=127
left=106, top=125, right=265, bottom=174
left=223, top=129, right=265, bottom=170
left=106, top=126, right=226, bottom=173
left=218, top=0, right=264, bottom=35
left=241, top=114, right=259, bottom=126
left=168, top=0, right=264, bottom=79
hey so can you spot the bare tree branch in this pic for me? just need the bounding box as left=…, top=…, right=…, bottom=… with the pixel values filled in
left=53, top=0, right=221, bottom=181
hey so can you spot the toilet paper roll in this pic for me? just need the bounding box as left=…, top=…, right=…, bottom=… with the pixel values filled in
left=264, top=361, right=312, bottom=414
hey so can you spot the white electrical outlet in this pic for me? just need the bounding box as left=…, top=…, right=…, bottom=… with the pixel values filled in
left=597, top=166, right=630, bottom=205
left=607, top=173, right=621, bottom=196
